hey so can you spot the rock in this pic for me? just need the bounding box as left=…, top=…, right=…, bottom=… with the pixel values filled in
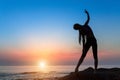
left=58, top=67, right=120, bottom=80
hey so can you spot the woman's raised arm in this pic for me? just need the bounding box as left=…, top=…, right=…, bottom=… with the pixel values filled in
left=84, top=9, right=90, bottom=25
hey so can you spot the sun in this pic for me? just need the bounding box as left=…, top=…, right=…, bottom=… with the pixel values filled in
left=37, top=60, right=49, bottom=72
left=38, top=61, right=46, bottom=69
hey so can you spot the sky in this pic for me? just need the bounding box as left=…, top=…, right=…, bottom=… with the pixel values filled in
left=0, top=0, right=120, bottom=66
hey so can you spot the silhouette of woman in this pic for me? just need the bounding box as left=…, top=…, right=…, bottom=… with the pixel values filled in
left=73, top=10, right=98, bottom=72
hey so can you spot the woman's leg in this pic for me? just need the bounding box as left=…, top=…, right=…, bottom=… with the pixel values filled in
left=92, top=40, right=98, bottom=71
left=75, top=42, right=91, bottom=72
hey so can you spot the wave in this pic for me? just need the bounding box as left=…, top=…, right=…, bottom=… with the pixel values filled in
left=0, top=71, right=69, bottom=80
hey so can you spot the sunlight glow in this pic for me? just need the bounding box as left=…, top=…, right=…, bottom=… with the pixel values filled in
left=38, top=61, right=46, bottom=69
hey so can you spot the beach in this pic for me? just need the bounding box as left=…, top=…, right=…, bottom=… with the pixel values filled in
left=0, top=65, right=120, bottom=80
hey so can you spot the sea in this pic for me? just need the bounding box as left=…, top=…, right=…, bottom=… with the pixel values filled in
left=0, top=65, right=120, bottom=80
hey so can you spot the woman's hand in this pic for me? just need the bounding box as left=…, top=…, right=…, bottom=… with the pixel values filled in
left=85, top=9, right=88, bottom=14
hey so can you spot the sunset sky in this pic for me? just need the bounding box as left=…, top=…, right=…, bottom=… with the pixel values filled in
left=0, top=0, right=120, bottom=66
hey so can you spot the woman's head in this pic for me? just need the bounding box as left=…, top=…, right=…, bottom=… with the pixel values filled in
left=73, top=23, right=82, bottom=30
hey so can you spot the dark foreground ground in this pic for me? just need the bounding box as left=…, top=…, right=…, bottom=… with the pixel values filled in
left=58, top=67, right=120, bottom=80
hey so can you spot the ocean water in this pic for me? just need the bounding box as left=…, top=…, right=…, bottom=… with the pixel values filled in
left=0, top=65, right=76, bottom=80
left=0, top=65, right=120, bottom=80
